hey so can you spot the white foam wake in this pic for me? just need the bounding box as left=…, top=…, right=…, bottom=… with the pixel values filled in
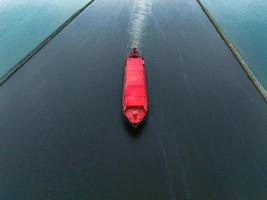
left=128, top=0, right=152, bottom=49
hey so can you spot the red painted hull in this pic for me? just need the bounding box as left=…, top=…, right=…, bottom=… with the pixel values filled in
left=122, top=48, right=148, bottom=127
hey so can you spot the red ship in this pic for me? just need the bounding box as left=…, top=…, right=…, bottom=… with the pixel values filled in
left=122, top=48, right=148, bottom=127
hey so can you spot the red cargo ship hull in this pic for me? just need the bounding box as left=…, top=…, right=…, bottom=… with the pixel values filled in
left=122, top=48, right=148, bottom=127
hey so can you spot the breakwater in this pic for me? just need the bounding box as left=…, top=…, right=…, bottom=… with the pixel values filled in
left=0, top=0, right=95, bottom=86
left=197, top=0, right=267, bottom=102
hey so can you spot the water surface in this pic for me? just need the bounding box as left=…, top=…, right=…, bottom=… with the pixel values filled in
left=0, top=0, right=267, bottom=199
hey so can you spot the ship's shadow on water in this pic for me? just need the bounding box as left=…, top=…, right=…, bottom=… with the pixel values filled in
left=122, top=116, right=147, bottom=139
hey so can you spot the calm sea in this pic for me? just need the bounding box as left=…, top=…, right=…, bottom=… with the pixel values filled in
left=200, top=0, right=267, bottom=90
left=0, top=0, right=91, bottom=78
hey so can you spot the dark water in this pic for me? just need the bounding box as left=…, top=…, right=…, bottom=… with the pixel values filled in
left=0, top=0, right=267, bottom=199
